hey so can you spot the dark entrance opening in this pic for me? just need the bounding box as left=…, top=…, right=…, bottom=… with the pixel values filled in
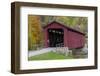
left=48, top=29, right=64, bottom=47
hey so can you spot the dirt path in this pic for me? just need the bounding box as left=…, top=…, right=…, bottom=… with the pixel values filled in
left=28, top=48, right=54, bottom=57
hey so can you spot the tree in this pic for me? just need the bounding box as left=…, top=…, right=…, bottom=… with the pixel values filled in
left=28, top=15, right=44, bottom=50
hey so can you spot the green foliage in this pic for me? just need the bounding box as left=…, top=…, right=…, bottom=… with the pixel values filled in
left=28, top=15, right=44, bottom=50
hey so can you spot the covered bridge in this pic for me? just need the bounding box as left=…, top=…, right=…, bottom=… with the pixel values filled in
left=43, top=21, right=85, bottom=49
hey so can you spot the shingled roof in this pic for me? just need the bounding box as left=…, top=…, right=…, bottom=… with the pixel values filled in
left=43, top=21, right=85, bottom=35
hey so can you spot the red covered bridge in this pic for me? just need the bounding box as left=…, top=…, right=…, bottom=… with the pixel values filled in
left=43, top=21, right=85, bottom=49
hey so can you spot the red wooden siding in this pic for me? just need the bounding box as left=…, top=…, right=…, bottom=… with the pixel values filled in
left=67, top=30, right=85, bottom=48
left=44, top=22, right=66, bottom=47
left=43, top=21, right=85, bottom=49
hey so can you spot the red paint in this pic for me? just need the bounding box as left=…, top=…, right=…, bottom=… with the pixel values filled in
left=43, top=21, right=85, bottom=49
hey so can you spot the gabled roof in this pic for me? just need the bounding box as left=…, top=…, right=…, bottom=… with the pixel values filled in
left=44, top=21, right=85, bottom=35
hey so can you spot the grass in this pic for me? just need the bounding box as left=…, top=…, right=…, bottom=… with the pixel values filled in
left=28, top=51, right=74, bottom=61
